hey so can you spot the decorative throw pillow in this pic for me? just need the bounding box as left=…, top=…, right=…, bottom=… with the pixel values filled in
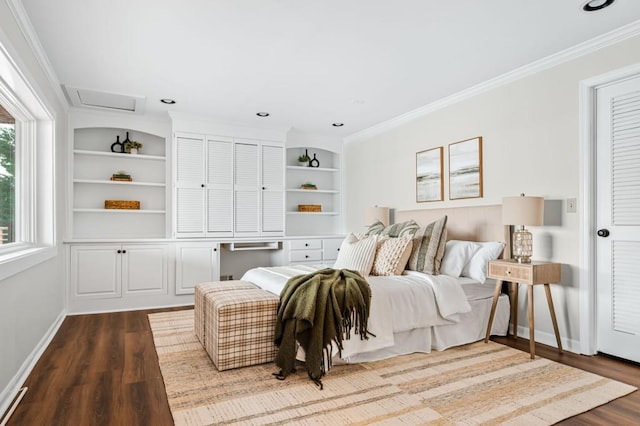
left=366, top=220, right=419, bottom=238
left=440, top=240, right=482, bottom=277
left=371, top=236, right=413, bottom=276
left=333, top=233, right=378, bottom=276
left=407, top=216, right=448, bottom=274
left=461, top=241, right=505, bottom=283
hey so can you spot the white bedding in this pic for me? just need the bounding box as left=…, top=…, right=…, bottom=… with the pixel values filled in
left=241, top=265, right=475, bottom=360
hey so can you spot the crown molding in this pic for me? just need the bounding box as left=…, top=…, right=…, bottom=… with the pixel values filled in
left=344, top=19, right=640, bottom=144
left=7, top=0, right=68, bottom=111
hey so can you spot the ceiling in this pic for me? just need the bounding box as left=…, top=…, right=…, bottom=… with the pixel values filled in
left=19, top=0, right=640, bottom=137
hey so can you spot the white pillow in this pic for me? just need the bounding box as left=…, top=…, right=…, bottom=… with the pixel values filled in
left=333, top=233, right=378, bottom=276
left=461, top=241, right=505, bottom=283
left=440, top=240, right=482, bottom=277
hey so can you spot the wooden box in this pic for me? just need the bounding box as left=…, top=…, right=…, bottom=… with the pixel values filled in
left=104, top=200, right=140, bottom=210
left=297, top=204, right=321, bottom=212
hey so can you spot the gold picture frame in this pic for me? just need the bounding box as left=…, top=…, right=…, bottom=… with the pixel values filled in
left=416, top=147, right=444, bottom=202
left=449, top=136, right=483, bottom=200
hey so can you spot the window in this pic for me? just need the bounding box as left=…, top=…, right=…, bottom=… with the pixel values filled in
left=0, top=104, right=15, bottom=245
left=0, top=38, right=56, bottom=281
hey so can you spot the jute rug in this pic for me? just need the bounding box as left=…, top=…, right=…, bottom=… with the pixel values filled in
left=149, top=310, right=636, bottom=425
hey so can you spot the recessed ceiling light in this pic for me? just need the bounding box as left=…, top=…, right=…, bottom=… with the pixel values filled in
left=256, top=112, right=270, bottom=117
left=583, top=0, right=615, bottom=12
left=332, top=123, right=344, bottom=127
left=160, top=98, right=176, bottom=104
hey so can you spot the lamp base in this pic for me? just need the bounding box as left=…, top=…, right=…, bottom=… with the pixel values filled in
left=512, top=227, right=533, bottom=263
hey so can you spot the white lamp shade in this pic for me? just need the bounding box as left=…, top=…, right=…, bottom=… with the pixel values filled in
left=502, top=195, right=544, bottom=226
left=365, top=206, right=390, bottom=226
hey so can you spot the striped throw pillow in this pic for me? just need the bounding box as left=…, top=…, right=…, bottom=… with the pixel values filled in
left=407, top=216, right=448, bottom=274
left=333, top=233, right=378, bottom=276
left=371, top=236, right=413, bottom=276
left=366, top=220, right=419, bottom=238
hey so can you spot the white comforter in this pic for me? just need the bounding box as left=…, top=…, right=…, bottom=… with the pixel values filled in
left=241, top=265, right=471, bottom=360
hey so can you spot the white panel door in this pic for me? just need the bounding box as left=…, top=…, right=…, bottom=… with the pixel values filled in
left=122, top=244, right=168, bottom=295
left=234, top=142, right=260, bottom=236
left=261, top=145, right=284, bottom=234
left=70, top=245, right=121, bottom=298
left=206, top=138, right=234, bottom=236
left=175, top=243, right=220, bottom=295
left=595, top=75, right=640, bottom=363
left=175, top=135, right=206, bottom=237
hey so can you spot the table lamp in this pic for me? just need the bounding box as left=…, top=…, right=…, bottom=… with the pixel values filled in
left=502, top=194, right=544, bottom=263
left=364, top=206, right=390, bottom=226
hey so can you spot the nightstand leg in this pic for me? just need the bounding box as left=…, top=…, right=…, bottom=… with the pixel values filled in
left=484, top=280, right=503, bottom=343
left=528, top=285, right=535, bottom=359
left=544, top=284, right=563, bottom=353
left=511, top=282, right=519, bottom=337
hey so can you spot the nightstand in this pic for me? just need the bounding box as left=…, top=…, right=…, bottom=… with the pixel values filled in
left=484, top=259, right=562, bottom=359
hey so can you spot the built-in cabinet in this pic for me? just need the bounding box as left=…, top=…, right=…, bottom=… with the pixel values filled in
left=286, top=237, right=343, bottom=265
left=174, top=133, right=284, bottom=238
left=70, top=243, right=169, bottom=299
left=175, top=242, right=220, bottom=295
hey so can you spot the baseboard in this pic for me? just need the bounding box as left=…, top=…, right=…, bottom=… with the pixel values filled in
left=515, top=325, right=581, bottom=354
left=67, top=302, right=194, bottom=316
left=0, top=310, right=66, bottom=421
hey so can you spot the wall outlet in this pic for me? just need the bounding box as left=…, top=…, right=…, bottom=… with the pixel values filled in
left=567, top=198, right=577, bottom=213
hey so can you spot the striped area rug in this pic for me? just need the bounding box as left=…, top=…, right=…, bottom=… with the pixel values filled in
left=149, top=310, right=636, bottom=425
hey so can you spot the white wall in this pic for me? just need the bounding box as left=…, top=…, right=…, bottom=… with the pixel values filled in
left=344, top=34, right=640, bottom=351
left=0, top=1, right=67, bottom=411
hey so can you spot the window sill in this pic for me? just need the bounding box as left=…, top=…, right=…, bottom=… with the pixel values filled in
left=0, top=245, right=58, bottom=282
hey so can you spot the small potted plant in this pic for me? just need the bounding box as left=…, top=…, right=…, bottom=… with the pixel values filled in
left=297, top=151, right=310, bottom=166
left=124, top=140, right=143, bottom=154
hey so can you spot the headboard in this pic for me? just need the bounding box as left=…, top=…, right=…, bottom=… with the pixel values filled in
left=396, top=204, right=511, bottom=258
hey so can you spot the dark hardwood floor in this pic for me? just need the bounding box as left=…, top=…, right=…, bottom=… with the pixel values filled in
left=6, top=309, right=639, bottom=425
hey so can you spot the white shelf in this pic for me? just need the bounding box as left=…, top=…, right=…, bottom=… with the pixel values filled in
left=74, top=149, right=165, bottom=161
left=286, top=166, right=338, bottom=172
left=286, top=188, right=338, bottom=193
left=287, top=211, right=339, bottom=216
left=74, top=208, right=166, bottom=214
left=74, top=179, right=165, bottom=187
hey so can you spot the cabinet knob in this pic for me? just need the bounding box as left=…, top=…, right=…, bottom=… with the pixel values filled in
left=201, top=184, right=205, bottom=188
left=305, top=243, right=309, bottom=247
left=305, top=255, right=309, bottom=258
left=214, top=248, right=217, bottom=252
left=117, top=250, right=121, bottom=254
left=597, top=229, right=610, bottom=238
left=262, top=187, right=266, bottom=190
left=122, top=250, right=127, bottom=254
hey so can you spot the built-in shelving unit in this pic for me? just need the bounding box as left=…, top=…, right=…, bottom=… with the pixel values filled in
left=72, top=128, right=167, bottom=239
left=285, top=147, right=341, bottom=235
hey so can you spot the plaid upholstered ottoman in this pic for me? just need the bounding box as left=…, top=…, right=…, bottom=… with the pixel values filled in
left=200, top=285, right=280, bottom=371
left=194, top=280, right=257, bottom=345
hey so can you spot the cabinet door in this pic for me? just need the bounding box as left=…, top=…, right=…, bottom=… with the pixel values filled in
left=323, top=237, right=343, bottom=261
left=70, top=245, right=121, bottom=298
left=122, top=244, right=169, bottom=295
left=261, top=145, right=284, bottom=234
left=175, top=135, right=206, bottom=237
left=207, top=138, right=234, bottom=236
left=234, top=142, right=260, bottom=235
left=175, top=243, right=220, bottom=295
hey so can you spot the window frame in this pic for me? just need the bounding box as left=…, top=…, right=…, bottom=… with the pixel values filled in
left=0, top=37, right=57, bottom=281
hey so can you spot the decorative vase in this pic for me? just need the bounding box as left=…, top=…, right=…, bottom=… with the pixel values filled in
left=297, top=161, right=307, bottom=167
left=130, top=148, right=138, bottom=155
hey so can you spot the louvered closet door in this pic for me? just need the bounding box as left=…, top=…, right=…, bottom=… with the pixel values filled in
left=596, top=75, right=640, bottom=363
left=234, top=142, right=259, bottom=235
left=261, top=145, right=284, bottom=234
left=206, top=138, right=233, bottom=236
left=175, top=136, right=205, bottom=236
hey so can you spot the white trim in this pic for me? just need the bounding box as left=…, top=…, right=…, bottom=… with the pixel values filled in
left=5, top=0, right=68, bottom=110
left=345, top=19, right=640, bottom=144
left=578, top=62, right=640, bottom=355
left=0, top=310, right=65, bottom=421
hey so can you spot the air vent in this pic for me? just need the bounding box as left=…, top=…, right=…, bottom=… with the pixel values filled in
left=62, top=85, right=146, bottom=113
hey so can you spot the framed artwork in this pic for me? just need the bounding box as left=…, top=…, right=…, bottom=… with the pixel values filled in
left=416, top=147, right=444, bottom=202
left=449, top=136, right=483, bottom=200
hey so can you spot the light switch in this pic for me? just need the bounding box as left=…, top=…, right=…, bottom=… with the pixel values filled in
left=567, top=198, right=577, bottom=213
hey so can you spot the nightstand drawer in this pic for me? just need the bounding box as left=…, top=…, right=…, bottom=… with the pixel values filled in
left=488, top=262, right=532, bottom=282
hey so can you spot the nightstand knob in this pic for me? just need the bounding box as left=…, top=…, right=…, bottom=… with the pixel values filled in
left=506, top=270, right=511, bottom=275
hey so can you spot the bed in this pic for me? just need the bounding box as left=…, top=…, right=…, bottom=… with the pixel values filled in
left=241, top=205, right=511, bottom=363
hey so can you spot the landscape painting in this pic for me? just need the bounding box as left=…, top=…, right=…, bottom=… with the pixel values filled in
left=449, top=136, right=483, bottom=200
left=416, top=147, right=443, bottom=202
